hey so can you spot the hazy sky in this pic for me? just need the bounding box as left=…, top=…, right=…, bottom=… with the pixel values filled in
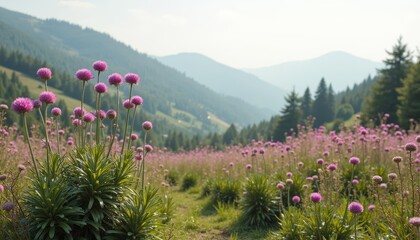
left=0, top=0, right=419, bottom=68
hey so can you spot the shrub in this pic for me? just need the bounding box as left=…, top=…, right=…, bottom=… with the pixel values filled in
left=181, top=173, right=198, bottom=191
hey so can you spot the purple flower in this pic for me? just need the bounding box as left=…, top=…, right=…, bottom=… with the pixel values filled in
left=276, top=183, right=285, bottom=189
left=409, top=217, right=420, bottom=227
left=317, top=158, right=324, bottom=165
left=245, top=164, right=252, bottom=169
left=92, top=60, right=107, bottom=72
left=33, top=99, right=42, bottom=109
left=352, top=179, right=359, bottom=185
left=108, top=73, right=123, bottom=86
left=39, top=91, right=56, bottom=104
left=286, top=172, right=293, bottom=177
left=368, top=205, right=375, bottom=211
left=292, top=196, right=300, bottom=203
left=95, top=110, right=106, bottom=120
left=388, top=173, right=397, bottom=181
left=349, top=157, right=360, bottom=165
left=2, top=202, right=14, bottom=211
left=76, top=68, right=93, bottom=81
left=372, top=175, right=382, bottom=183
left=11, top=97, right=34, bottom=113
left=131, top=134, right=138, bottom=140
left=310, top=192, right=322, bottom=203
left=142, top=121, right=153, bottom=131
left=327, top=164, right=337, bottom=171
left=131, top=96, right=143, bottom=105
left=348, top=202, right=364, bottom=214
left=18, top=164, right=26, bottom=171
left=393, top=156, right=402, bottom=163
left=51, top=107, right=62, bottom=117
left=405, top=142, right=417, bottom=152
left=94, top=83, right=108, bottom=93
left=83, top=113, right=95, bottom=123
left=0, top=184, right=4, bottom=192
left=145, top=144, right=153, bottom=153
left=124, top=73, right=140, bottom=84
left=36, top=67, right=52, bottom=80
left=73, top=107, right=86, bottom=118
left=106, top=109, right=117, bottom=120
left=123, top=99, right=135, bottom=109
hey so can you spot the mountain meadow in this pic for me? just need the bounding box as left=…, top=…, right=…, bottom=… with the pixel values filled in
left=0, top=6, right=420, bottom=240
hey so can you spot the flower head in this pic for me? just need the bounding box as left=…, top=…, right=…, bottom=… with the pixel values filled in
left=124, top=73, right=140, bottom=84
left=92, top=60, right=107, bottom=72
left=123, top=99, right=135, bottom=109
left=348, top=202, right=364, bottom=214
left=106, top=109, right=117, bottom=120
left=405, top=142, right=417, bottom=152
left=409, top=217, right=420, bottom=227
left=33, top=99, right=42, bottom=109
left=73, top=107, right=86, bottom=118
left=245, top=164, right=252, bottom=169
left=94, top=83, right=108, bottom=93
left=145, top=144, right=153, bottom=153
left=142, top=121, right=153, bottom=131
left=310, top=192, right=322, bottom=203
left=317, top=158, right=324, bottom=165
left=39, top=91, right=56, bottom=104
left=372, top=175, right=382, bottom=183
left=388, top=173, right=397, bottom=181
left=83, top=113, right=95, bottom=123
left=276, top=183, right=285, bottom=189
left=2, top=202, right=14, bottom=211
left=327, top=163, right=337, bottom=171
left=76, top=68, right=93, bottom=81
left=349, top=157, right=360, bottom=165
left=368, top=205, right=375, bottom=211
left=0, top=184, right=4, bottom=192
left=131, top=96, right=143, bottom=105
left=393, top=156, right=402, bottom=163
left=37, top=67, right=52, bottom=80
left=11, top=97, right=33, bottom=113
left=0, top=104, right=8, bottom=110
left=51, top=107, right=62, bottom=117
left=292, top=196, right=300, bottom=203
left=108, top=73, right=123, bottom=86
left=131, top=133, right=138, bottom=140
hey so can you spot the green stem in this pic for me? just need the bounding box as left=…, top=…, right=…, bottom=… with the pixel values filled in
left=23, top=113, right=39, bottom=179
left=95, top=93, right=101, bottom=145
left=127, top=106, right=138, bottom=151
left=106, top=119, right=115, bottom=158
left=408, top=151, right=415, bottom=217
left=140, top=132, right=148, bottom=192
left=81, top=80, right=86, bottom=146
left=120, top=84, right=134, bottom=156
left=55, top=117, right=60, bottom=156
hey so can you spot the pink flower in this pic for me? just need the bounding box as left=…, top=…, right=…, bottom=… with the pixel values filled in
left=405, top=142, right=417, bottom=152
left=92, top=60, right=107, bottom=72
left=11, top=97, right=34, bottom=113
left=409, top=217, right=420, bottom=227
left=327, top=164, right=337, bottom=171
left=73, top=107, right=86, bottom=118
left=123, top=100, right=134, bottom=109
left=131, top=134, right=138, bottom=140
left=51, top=107, right=62, bottom=116
left=83, top=113, right=95, bottom=123
left=108, top=73, right=123, bottom=86
left=94, top=83, right=108, bottom=93
left=292, top=196, right=300, bottom=203
left=76, top=68, right=93, bottom=81
left=0, top=184, right=4, bottom=192
left=145, top=144, right=153, bottom=153
left=36, top=67, right=52, bottom=80
left=131, top=96, right=143, bottom=105
left=142, top=121, right=153, bottom=131
left=349, top=157, right=360, bottom=165
left=310, top=192, right=322, bottom=203
left=39, top=91, right=56, bottom=104
left=106, top=109, right=117, bottom=120
left=276, top=183, right=285, bottom=189
left=124, top=73, right=140, bottom=84
left=348, top=202, right=364, bottom=214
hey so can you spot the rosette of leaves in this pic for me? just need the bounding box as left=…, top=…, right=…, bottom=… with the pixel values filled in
left=105, top=186, right=163, bottom=239
left=279, top=206, right=304, bottom=240
left=24, top=154, right=86, bottom=240
left=211, top=179, right=241, bottom=205
left=239, top=175, right=278, bottom=227
left=181, top=172, right=198, bottom=191
left=69, top=146, right=135, bottom=239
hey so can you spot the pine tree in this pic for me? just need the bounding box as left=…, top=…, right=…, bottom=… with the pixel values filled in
left=363, top=37, right=412, bottom=124
left=273, top=89, right=302, bottom=141
left=301, top=87, right=312, bottom=118
left=312, top=78, right=329, bottom=127
left=397, top=59, right=420, bottom=128
left=223, top=123, right=238, bottom=145
left=327, top=84, right=335, bottom=122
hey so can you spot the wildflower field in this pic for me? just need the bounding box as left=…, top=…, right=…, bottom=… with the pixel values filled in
left=0, top=61, right=419, bottom=239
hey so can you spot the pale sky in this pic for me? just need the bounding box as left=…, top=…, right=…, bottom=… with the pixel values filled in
left=0, top=0, right=419, bottom=68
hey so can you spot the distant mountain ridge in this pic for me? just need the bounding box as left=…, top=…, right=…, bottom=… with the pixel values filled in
left=0, top=6, right=270, bottom=135
left=158, top=53, right=287, bottom=113
left=245, top=51, right=383, bottom=94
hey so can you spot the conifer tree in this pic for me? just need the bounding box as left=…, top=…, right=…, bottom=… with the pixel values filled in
left=273, top=89, right=302, bottom=141
left=397, top=59, right=420, bottom=128
left=223, top=123, right=238, bottom=145
left=363, top=37, right=412, bottom=124
left=327, top=83, right=335, bottom=122
left=301, top=87, right=312, bottom=118
left=312, top=78, right=329, bottom=127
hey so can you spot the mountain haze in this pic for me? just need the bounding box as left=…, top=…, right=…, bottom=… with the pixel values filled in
left=0, top=6, right=270, bottom=134
left=158, top=53, right=287, bottom=114
left=245, top=51, right=383, bottom=94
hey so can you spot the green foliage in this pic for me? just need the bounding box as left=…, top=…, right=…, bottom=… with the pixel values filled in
left=336, top=103, right=354, bottom=121
left=279, top=207, right=304, bottom=240
left=239, top=175, right=278, bottom=227
left=273, top=89, right=302, bottom=142
left=105, top=187, right=163, bottom=240
left=211, top=179, right=241, bottom=205
left=312, top=78, right=331, bottom=127
left=364, top=37, right=412, bottom=124
left=165, top=170, right=179, bottom=186
left=181, top=173, right=198, bottom=191
left=397, top=60, right=420, bottom=128
left=24, top=154, right=86, bottom=240
left=300, top=87, right=312, bottom=118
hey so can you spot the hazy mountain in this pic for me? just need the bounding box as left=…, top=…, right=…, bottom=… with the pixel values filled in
left=0, top=6, right=270, bottom=134
left=158, top=53, right=287, bottom=114
left=245, top=51, right=383, bottom=94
